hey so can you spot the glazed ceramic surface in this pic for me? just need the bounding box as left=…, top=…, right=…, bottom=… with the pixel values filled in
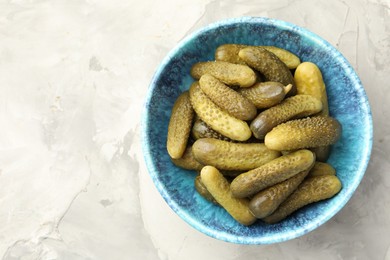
left=142, top=17, right=372, bottom=244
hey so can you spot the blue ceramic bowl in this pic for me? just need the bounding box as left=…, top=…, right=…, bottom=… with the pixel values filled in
left=142, top=17, right=372, bottom=244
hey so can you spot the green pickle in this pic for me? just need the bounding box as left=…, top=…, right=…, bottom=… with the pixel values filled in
left=200, top=166, right=256, bottom=226
left=199, top=74, right=257, bottom=121
left=230, top=150, right=315, bottom=198
left=190, top=61, right=256, bottom=88
left=263, top=175, right=342, bottom=223
left=238, top=81, right=292, bottom=109
left=265, top=116, right=342, bottom=151
left=249, top=169, right=309, bottom=218
left=215, top=44, right=301, bottom=69
left=250, top=95, right=323, bottom=139
left=238, top=46, right=296, bottom=95
left=192, top=138, right=280, bottom=171
left=167, top=91, right=194, bottom=159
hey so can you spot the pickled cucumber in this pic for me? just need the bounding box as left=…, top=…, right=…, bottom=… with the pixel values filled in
left=189, top=82, right=252, bottom=141
left=192, top=119, right=230, bottom=141
left=295, top=62, right=331, bottom=160
left=265, top=116, right=342, bottom=151
left=171, top=146, right=203, bottom=171
left=195, top=175, right=218, bottom=204
left=250, top=95, right=323, bottom=139
left=237, top=82, right=291, bottom=109
left=308, top=162, right=336, bottom=177
left=238, top=47, right=296, bottom=95
left=230, top=150, right=315, bottom=198
left=167, top=91, right=194, bottom=159
left=190, top=61, right=256, bottom=88
left=200, top=166, right=256, bottom=225
left=192, top=138, right=281, bottom=171
left=215, top=44, right=301, bottom=69
left=249, top=169, right=309, bottom=218
left=294, top=62, right=329, bottom=116
left=263, top=175, right=342, bottom=223
left=199, top=74, right=257, bottom=120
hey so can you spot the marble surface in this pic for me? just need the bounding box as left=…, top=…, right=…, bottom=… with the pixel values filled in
left=0, top=0, right=389, bottom=259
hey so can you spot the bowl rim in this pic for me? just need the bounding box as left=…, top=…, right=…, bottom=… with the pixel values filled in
left=141, top=16, right=373, bottom=244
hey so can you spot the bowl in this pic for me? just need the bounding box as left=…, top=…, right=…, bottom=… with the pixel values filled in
left=141, top=17, right=373, bottom=244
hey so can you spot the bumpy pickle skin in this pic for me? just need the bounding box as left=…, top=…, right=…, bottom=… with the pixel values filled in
left=295, top=62, right=331, bottom=161
left=215, top=44, right=301, bottom=69
left=250, top=95, right=323, bottom=139
left=189, top=82, right=252, bottom=142
left=167, top=91, right=194, bottom=159
left=237, top=81, right=289, bottom=109
left=171, top=146, right=203, bottom=171
left=294, top=62, right=329, bottom=116
left=190, top=61, right=256, bottom=88
left=249, top=169, right=310, bottom=219
left=230, top=149, right=315, bottom=198
left=238, top=46, right=296, bottom=95
left=308, top=162, right=336, bottom=177
left=264, top=116, right=342, bottom=151
left=192, top=119, right=231, bottom=141
left=194, top=175, right=219, bottom=204
left=192, top=138, right=281, bottom=171
left=199, top=74, right=257, bottom=121
left=262, top=175, right=342, bottom=224
left=200, top=166, right=256, bottom=226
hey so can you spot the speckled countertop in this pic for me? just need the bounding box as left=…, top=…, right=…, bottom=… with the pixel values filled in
left=0, top=0, right=389, bottom=259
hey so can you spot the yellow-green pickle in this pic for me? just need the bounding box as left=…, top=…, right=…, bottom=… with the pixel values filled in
left=200, top=166, right=256, bottom=226
left=238, top=46, right=296, bottom=95
left=238, top=81, right=292, bottom=109
left=265, top=116, right=342, bottom=151
left=199, top=74, right=257, bottom=120
left=215, top=44, right=301, bottom=69
left=263, top=175, right=342, bottom=223
left=190, top=61, right=256, bottom=88
left=194, top=175, right=219, bottom=204
left=189, top=82, right=252, bottom=141
left=249, top=169, right=310, bottom=218
left=191, top=119, right=231, bottom=141
left=230, top=150, right=315, bottom=198
left=192, top=138, right=280, bottom=171
left=250, top=94, right=323, bottom=139
left=166, top=91, right=194, bottom=159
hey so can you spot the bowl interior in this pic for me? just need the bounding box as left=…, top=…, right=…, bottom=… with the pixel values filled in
left=142, top=17, right=372, bottom=244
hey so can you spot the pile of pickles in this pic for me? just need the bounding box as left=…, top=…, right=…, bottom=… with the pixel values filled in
left=166, top=44, right=342, bottom=225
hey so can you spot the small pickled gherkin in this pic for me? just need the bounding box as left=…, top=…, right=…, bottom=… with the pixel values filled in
left=264, top=116, right=342, bottom=151
left=189, top=82, right=252, bottom=142
left=249, top=169, right=309, bottom=218
left=194, top=175, right=218, bottom=204
left=237, top=81, right=292, bottom=109
left=250, top=95, right=323, bottom=139
left=192, top=119, right=231, bottom=141
left=192, top=138, right=280, bottom=171
left=230, top=150, right=315, bottom=198
left=238, top=46, right=296, bottom=95
left=199, top=74, right=257, bottom=121
left=190, top=61, right=256, bottom=88
left=167, top=91, right=194, bottom=159
left=262, top=175, right=342, bottom=224
left=215, top=44, right=301, bottom=69
left=200, top=166, right=257, bottom=226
